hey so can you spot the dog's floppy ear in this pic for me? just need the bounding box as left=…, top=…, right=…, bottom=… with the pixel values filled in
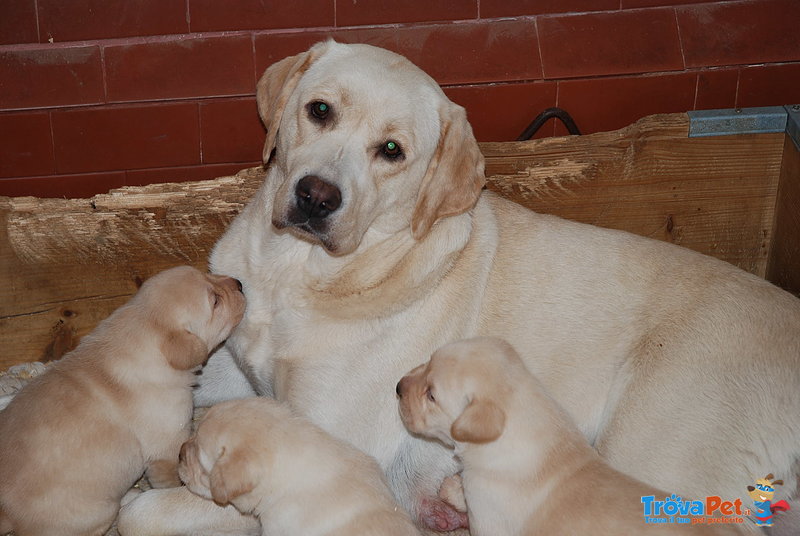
left=256, top=41, right=329, bottom=163
left=450, top=397, right=505, bottom=444
left=161, top=329, right=208, bottom=370
left=209, top=446, right=257, bottom=506
left=411, top=102, right=486, bottom=240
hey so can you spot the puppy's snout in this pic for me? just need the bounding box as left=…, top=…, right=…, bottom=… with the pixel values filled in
left=295, top=175, right=342, bottom=219
left=396, top=376, right=411, bottom=398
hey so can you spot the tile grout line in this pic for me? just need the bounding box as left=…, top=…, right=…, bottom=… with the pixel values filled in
left=533, top=17, right=546, bottom=81
left=99, top=46, right=109, bottom=106
left=47, top=109, right=58, bottom=175
left=33, top=0, right=41, bottom=43
left=0, top=0, right=777, bottom=53
left=673, top=7, right=687, bottom=72
left=197, top=101, right=204, bottom=165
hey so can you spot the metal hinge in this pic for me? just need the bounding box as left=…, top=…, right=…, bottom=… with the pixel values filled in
left=688, top=105, right=800, bottom=150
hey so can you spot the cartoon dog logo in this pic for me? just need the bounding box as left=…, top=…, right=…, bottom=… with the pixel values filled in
left=747, top=474, right=791, bottom=526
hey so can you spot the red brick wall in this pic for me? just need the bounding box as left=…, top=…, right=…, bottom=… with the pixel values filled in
left=1, top=0, right=798, bottom=198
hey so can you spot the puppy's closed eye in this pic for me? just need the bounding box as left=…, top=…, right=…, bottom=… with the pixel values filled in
left=426, top=387, right=436, bottom=403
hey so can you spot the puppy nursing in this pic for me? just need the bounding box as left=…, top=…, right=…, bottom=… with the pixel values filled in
left=179, top=397, right=420, bottom=536
left=0, top=266, right=244, bottom=536
left=398, top=337, right=744, bottom=535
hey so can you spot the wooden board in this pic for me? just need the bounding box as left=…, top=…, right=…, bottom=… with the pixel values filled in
left=481, top=113, right=784, bottom=276
left=0, top=113, right=789, bottom=371
left=766, top=137, right=800, bottom=292
left=1, top=173, right=261, bottom=368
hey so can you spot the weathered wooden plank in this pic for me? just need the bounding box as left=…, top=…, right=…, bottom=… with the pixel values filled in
left=1, top=171, right=262, bottom=369
left=482, top=113, right=784, bottom=276
left=0, top=113, right=788, bottom=371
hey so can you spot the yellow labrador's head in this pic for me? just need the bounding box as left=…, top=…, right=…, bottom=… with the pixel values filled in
left=257, top=40, right=485, bottom=256
left=134, top=266, right=246, bottom=370
left=397, top=337, right=525, bottom=447
left=178, top=399, right=277, bottom=512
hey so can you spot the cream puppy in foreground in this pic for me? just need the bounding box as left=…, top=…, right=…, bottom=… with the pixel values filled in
left=0, top=266, right=245, bottom=536
left=178, top=397, right=421, bottom=536
left=397, top=337, right=745, bottom=536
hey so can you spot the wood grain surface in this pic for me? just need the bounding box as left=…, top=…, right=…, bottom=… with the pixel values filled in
left=1, top=113, right=793, bottom=370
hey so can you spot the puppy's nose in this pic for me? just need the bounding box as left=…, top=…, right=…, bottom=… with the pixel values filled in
left=295, top=175, right=341, bottom=219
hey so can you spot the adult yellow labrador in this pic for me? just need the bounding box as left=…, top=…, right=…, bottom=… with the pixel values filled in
left=119, top=40, right=800, bottom=535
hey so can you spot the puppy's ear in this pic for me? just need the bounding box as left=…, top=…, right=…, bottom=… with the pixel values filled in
left=209, top=447, right=257, bottom=507
left=411, top=102, right=485, bottom=240
left=450, top=398, right=505, bottom=444
left=256, top=41, right=329, bottom=163
left=161, top=330, right=208, bottom=370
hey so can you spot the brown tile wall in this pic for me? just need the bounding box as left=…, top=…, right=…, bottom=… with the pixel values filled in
left=0, top=0, right=798, bottom=197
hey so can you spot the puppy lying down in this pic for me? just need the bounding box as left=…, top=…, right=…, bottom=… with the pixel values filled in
left=397, top=337, right=746, bottom=535
left=178, top=397, right=421, bottom=536
left=0, top=266, right=245, bottom=536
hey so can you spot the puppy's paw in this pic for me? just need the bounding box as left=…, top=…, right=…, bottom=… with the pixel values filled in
left=419, top=496, right=469, bottom=532
left=438, top=474, right=467, bottom=513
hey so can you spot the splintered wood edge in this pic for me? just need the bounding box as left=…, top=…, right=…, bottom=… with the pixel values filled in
left=0, top=113, right=692, bottom=211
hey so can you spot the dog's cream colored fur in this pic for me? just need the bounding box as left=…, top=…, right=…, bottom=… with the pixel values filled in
left=398, top=337, right=746, bottom=535
left=120, top=41, right=800, bottom=535
left=178, top=398, right=420, bottom=536
left=0, top=266, right=244, bottom=536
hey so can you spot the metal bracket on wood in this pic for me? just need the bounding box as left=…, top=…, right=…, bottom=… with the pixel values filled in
left=688, top=105, right=800, bottom=151
left=784, top=105, right=800, bottom=151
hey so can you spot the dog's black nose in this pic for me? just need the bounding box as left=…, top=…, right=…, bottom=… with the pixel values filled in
left=396, top=380, right=403, bottom=397
left=235, top=279, right=243, bottom=292
left=295, top=175, right=342, bottom=219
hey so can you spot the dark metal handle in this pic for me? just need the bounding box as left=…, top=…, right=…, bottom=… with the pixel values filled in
left=516, top=107, right=581, bottom=140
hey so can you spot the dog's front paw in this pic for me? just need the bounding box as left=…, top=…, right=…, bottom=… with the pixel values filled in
left=419, top=496, right=469, bottom=532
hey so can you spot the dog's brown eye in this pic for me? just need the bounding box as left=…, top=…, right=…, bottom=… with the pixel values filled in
left=382, top=140, right=402, bottom=159
left=426, top=387, right=435, bottom=403
left=309, top=101, right=330, bottom=121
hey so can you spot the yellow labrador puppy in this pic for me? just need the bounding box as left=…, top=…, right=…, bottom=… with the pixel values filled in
left=121, top=40, right=800, bottom=535
left=398, top=337, right=746, bottom=535
left=178, top=397, right=420, bottom=536
left=0, top=266, right=244, bottom=536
